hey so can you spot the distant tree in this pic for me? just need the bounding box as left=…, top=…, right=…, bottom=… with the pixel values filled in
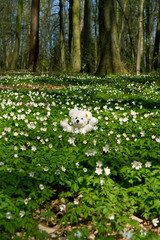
left=29, top=0, right=40, bottom=71
left=0, top=0, right=17, bottom=69
left=145, top=0, right=151, bottom=72
left=69, top=0, right=73, bottom=61
left=80, top=0, right=85, bottom=36
left=152, top=0, right=160, bottom=71
left=10, top=0, right=23, bottom=70
left=59, top=0, right=66, bottom=70
left=136, top=0, right=144, bottom=75
left=20, top=0, right=30, bottom=69
left=94, top=0, right=98, bottom=71
left=117, top=0, right=128, bottom=49
left=96, top=0, right=126, bottom=75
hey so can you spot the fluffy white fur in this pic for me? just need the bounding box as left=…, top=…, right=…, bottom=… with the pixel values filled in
left=60, top=109, right=98, bottom=134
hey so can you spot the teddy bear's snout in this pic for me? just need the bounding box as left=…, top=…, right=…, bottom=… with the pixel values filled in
left=76, top=119, right=80, bottom=123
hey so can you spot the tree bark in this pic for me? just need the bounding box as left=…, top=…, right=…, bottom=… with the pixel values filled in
left=96, top=0, right=126, bottom=75
left=83, top=0, right=91, bottom=72
left=29, top=0, right=40, bottom=72
left=71, top=0, right=81, bottom=72
left=136, top=0, right=144, bottom=75
left=145, top=0, right=150, bottom=72
left=59, top=0, right=66, bottom=70
left=80, top=0, right=85, bottom=35
left=94, top=0, right=98, bottom=71
left=69, top=0, right=73, bottom=59
left=152, top=0, right=160, bottom=71
left=118, top=0, right=128, bottom=47
left=10, top=0, right=23, bottom=70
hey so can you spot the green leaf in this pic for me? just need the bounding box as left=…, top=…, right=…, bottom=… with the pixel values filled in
left=78, top=176, right=83, bottom=184
left=72, top=183, right=79, bottom=192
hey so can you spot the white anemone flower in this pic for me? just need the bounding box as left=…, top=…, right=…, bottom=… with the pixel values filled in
left=131, top=161, right=142, bottom=170
left=68, top=137, right=76, bottom=146
left=19, top=211, right=25, bottom=218
left=104, top=167, right=111, bottom=176
left=108, top=213, right=115, bottom=220
left=60, top=204, right=66, bottom=211
left=74, top=199, right=79, bottom=205
left=39, top=184, right=44, bottom=190
left=152, top=218, right=159, bottom=227
left=145, top=161, right=151, bottom=168
left=96, top=161, right=103, bottom=167
left=75, top=230, right=82, bottom=239
left=6, top=212, right=12, bottom=219
left=61, top=166, right=66, bottom=172
left=31, top=146, right=37, bottom=152
left=95, top=167, right=103, bottom=175
left=103, top=145, right=110, bottom=152
left=120, top=229, right=133, bottom=240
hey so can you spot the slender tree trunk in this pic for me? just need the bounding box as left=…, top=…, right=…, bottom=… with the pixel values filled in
left=10, top=0, right=23, bottom=70
left=59, top=0, right=66, bottom=70
left=118, top=0, right=128, bottom=46
left=80, top=0, right=85, bottom=35
left=71, top=0, right=81, bottom=72
left=96, top=0, right=126, bottom=75
left=94, top=0, right=98, bottom=70
left=136, top=0, right=144, bottom=75
left=29, top=0, right=40, bottom=71
left=83, top=0, right=91, bottom=72
left=152, top=0, right=160, bottom=70
left=48, top=0, right=53, bottom=60
left=3, top=37, right=10, bottom=69
left=69, top=0, right=73, bottom=60
left=80, top=0, right=85, bottom=63
left=23, top=0, right=30, bottom=68
left=145, top=0, right=150, bottom=72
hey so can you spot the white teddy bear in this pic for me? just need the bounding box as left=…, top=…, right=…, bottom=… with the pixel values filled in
left=60, top=109, right=98, bottom=134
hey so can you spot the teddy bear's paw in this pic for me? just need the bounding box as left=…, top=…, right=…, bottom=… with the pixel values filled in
left=89, top=117, right=98, bottom=126
left=60, top=119, right=69, bottom=127
left=80, top=128, right=87, bottom=134
left=73, top=128, right=80, bottom=134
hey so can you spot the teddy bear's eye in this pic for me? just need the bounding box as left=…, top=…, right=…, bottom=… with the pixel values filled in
left=75, top=117, right=77, bottom=119
left=81, top=118, right=83, bottom=120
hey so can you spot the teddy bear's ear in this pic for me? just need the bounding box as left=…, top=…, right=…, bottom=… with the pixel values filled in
left=85, top=111, right=92, bottom=120
left=69, top=109, right=76, bottom=117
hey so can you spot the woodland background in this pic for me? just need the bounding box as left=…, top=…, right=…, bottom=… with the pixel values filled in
left=0, top=0, right=160, bottom=75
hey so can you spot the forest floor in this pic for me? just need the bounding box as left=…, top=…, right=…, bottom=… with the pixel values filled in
left=19, top=81, right=160, bottom=240
left=1, top=72, right=160, bottom=240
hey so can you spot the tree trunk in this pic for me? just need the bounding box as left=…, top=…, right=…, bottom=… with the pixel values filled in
left=80, top=0, right=85, bottom=35
left=59, top=0, right=66, bottom=70
left=94, top=0, right=98, bottom=71
left=83, top=0, right=91, bottom=72
left=80, top=0, right=85, bottom=63
left=69, top=0, right=73, bottom=60
left=117, top=0, right=136, bottom=65
left=136, top=0, right=144, bottom=75
left=118, top=0, right=128, bottom=47
left=10, top=0, right=23, bottom=70
left=71, top=0, right=81, bottom=72
left=145, top=0, right=150, bottom=72
left=48, top=0, right=53, bottom=60
left=29, top=0, right=40, bottom=72
left=96, top=0, right=126, bottom=75
left=152, top=0, right=160, bottom=71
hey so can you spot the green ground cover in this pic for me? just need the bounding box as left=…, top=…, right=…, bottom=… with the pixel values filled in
left=0, top=73, right=160, bottom=239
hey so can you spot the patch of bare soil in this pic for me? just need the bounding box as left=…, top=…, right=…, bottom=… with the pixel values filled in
left=0, top=84, right=68, bottom=91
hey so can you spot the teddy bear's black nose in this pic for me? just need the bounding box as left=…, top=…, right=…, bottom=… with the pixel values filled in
left=76, top=119, right=79, bottom=123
